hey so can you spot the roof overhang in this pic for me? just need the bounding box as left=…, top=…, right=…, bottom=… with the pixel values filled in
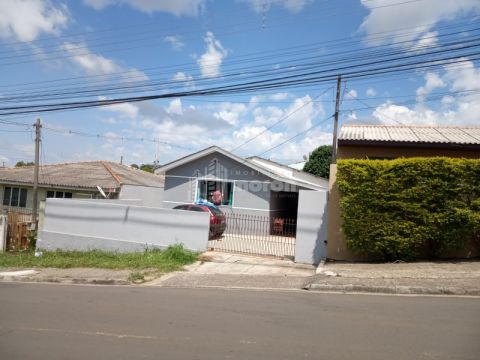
left=0, top=179, right=120, bottom=192
left=338, top=140, right=480, bottom=150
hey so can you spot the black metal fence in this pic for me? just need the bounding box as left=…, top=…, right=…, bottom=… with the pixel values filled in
left=208, top=213, right=296, bottom=258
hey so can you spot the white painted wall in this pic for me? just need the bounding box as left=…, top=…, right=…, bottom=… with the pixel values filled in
left=294, top=190, right=328, bottom=265
left=38, top=198, right=209, bottom=253
left=119, top=185, right=164, bottom=207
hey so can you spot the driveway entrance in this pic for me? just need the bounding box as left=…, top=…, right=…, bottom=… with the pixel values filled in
left=207, top=213, right=296, bottom=259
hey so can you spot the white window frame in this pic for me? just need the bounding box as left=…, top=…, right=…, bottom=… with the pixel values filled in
left=196, top=178, right=234, bottom=206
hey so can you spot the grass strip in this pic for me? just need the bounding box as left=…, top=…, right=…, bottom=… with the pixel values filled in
left=0, top=244, right=198, bottom=272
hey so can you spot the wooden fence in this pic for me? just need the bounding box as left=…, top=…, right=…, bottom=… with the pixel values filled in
left=6, top=210, right=33, bottom=251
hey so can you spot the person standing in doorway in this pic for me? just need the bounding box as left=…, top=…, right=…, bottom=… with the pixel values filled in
left=212, top=190, right=223, bottom=206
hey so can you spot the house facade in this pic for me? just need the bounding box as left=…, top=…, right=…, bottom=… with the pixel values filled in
left=328, top=124, right=480, bottom=261
left=0, top=161, right=164, bottom=215
left=156, top=146, right=328, bottom=221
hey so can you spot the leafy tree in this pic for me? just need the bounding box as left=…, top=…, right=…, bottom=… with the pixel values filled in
left=15, top=161, right=35, bottom=167
left=303, top=145, right=332, bottom=178
left=130, top=163, right=139, bottom=169
left=139, top=164, right=155, bottom=173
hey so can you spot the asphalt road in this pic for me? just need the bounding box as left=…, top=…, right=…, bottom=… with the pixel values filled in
left=0, top=283, right=479, bottom=360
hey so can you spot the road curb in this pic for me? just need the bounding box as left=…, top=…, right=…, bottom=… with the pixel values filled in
left=305, top=283, right=480, bottom=296
left=0, top=275, right=130, bottom=286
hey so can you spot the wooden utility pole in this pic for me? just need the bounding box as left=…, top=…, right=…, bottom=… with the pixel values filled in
left=31, top=118, right=41, bottom=229
left=331, top=75, right=342, bottom=164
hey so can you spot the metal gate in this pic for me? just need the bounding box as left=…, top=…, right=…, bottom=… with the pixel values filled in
left=208, top=213, right=296, bottom=259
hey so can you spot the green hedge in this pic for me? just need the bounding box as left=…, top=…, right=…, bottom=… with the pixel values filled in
left=337, top=157, right=480, bottom=260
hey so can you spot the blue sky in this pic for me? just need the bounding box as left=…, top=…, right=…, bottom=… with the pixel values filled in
left=0, top=0, right=479, bottom=167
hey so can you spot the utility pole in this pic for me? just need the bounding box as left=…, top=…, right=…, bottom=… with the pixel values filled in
left=31, top=118, right=41, bottom=229
left=331, top=75, right=342, bottom=164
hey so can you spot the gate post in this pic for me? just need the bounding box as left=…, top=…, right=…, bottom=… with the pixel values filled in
left=0, top=215, right=7, bottom=252
left=294, top=190, right=328, bottom=265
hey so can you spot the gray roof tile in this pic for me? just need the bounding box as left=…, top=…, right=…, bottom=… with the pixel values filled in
left=339, top=125, right=480, bottom=144
left=0, top=161, right=164, bottom=189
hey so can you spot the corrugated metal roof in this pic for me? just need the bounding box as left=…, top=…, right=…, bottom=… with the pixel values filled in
left=338, top=125, right=480, bottom=144
left=0, top=161, right=164, bottom=189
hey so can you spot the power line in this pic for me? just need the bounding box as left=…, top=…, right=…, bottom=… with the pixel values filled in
left=1, top=48, right=478, bottom=116
left=4, top=27, right=479, bottom=102
left=256, top=115, right=335, bottom=158
left=2, top=15, right=477, bottom=94
left=41, top=126, right=193, bottom=151
left=230, top=86, right=334, bottom=152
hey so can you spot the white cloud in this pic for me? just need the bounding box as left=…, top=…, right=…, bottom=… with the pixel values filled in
left=232, top=125, right=284, bottom=151
left=253, top=106, right=284, bottom=126
left=0, top=0, right=69, bottom=42
left=252, top=95, right=323, bottom=132
left=164, top=35, right=185, bottom=50
left=445, top=59, right=480, bottom=91
left=172, top=72, right=192, bottom=81
left=213, top=102, right=247, bottom=126
left=172, top=71, right=195, bottom=88
left=63, top=42, right=120, bottom=74
left=269, top=92, right=289, bottom=101
left=369, top=60, right=480, bottom=126
left=366, top=88, right=377, bottom=97
left=102, top=117, right=118, bottom=124
left=346, top=89, right=358, bottom=99
left=283, top=95, right=320, bottom=131
left=359, top=0, right=480, bottom=47
left=197, top=32, right=227, bottom=78
left=441, top=95, right=455, bottom=105
left=166, top=98, right=183, bottom=116
left=416, top=72, right=445, bottom=101
left=244, top=0, right=313, bottom=14
left=83, top=0, right=205, bottom=16
left=62, top=41, right=148, bottom=81
left=414, top=31, right=439, bottom=49
left=99, top=96, right=139, bottom=119
left=231, top=124, right=331, bottom=163
left=347, top=111, right=358, bottom=121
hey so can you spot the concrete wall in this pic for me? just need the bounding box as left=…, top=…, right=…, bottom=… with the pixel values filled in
left=119, top=185, right=164, bottom=207
left=295, top=190, right=328, bottom=265
left=38, top=198, right=210, bottom=252
left=326, top=164, right=365, bottom=261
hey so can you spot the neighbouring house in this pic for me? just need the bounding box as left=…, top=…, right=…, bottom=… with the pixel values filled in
left=156, top=146, right=328, bottom=222
left=0, top=161, right=165, bottom=215
left=328, top=124, right=480, bottom=261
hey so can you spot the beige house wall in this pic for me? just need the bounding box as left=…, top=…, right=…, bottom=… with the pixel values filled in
left=0, top=184, right=97, bottom=214
left=337, top=145, right=480, bottom=160
left=327, top=144, right=480, bottom=261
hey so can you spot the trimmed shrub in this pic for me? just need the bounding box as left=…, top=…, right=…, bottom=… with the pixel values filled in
left=337, top=157, right=480, bottom=260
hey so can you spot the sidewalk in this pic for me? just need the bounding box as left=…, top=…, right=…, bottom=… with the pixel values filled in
left=306, top=260, right=480, bottom=296
left=1, top=253, right=479, bottom=296
left=146, top=252, right=315, bottom=289
left=0, top=252, right=315, bottom=289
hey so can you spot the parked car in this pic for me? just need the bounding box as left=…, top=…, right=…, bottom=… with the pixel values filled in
left=173, top=204, right=227, bottom=239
